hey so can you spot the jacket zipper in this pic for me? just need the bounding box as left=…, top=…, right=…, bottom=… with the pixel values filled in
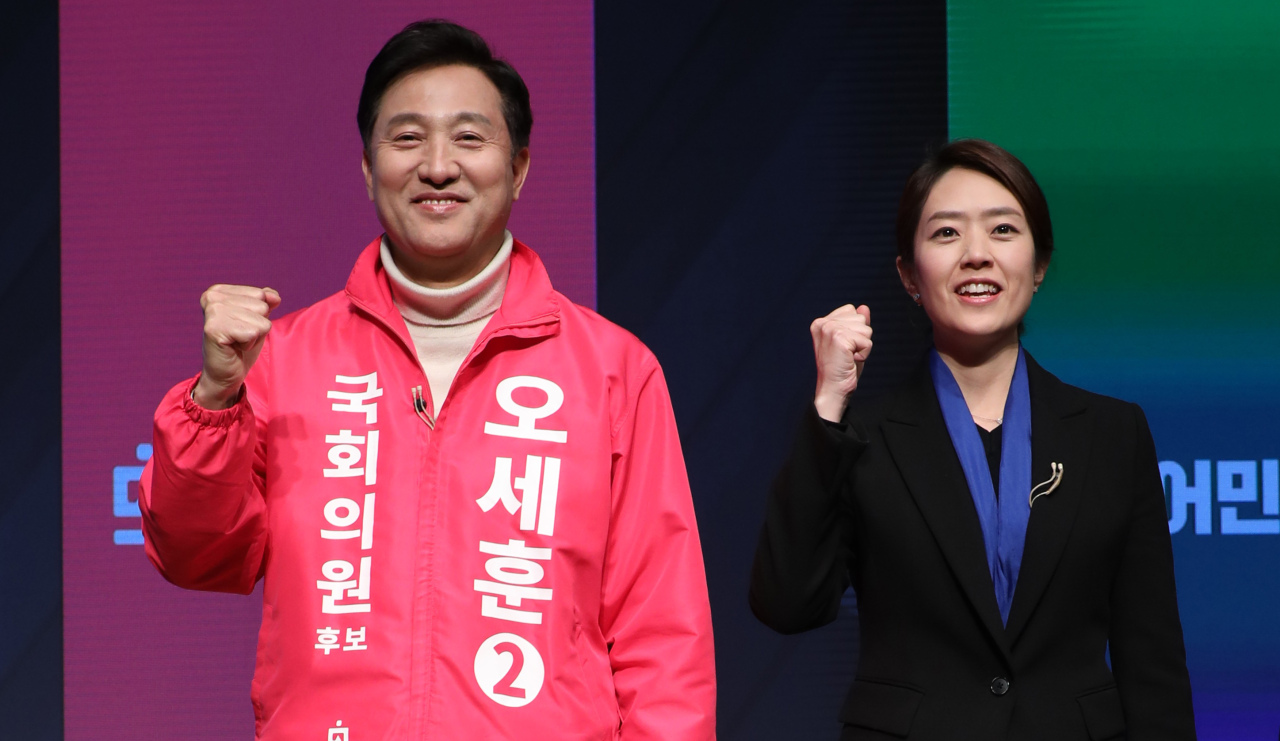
left=346, top=291, right=559, bottom=735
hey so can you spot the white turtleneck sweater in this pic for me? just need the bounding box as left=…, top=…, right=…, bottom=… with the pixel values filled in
left=380, top=232, right=512, bottom=416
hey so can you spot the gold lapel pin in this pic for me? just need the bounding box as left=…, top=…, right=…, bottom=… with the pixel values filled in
left=1029, top=462, right=1065, bottom=508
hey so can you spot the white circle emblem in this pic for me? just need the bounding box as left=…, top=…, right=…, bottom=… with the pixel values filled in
left=474, top=633, right=545, bottom=707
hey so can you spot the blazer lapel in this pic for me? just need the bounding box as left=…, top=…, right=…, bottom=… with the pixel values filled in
left=881, top=365, right=1011, bottom=658
left=1004, top=355, right=1093, bottom=644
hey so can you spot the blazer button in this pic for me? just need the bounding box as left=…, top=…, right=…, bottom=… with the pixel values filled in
left=990, top=677, right=1011, bottom=696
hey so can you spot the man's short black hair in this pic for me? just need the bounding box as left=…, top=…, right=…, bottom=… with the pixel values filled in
left=357, top=20, right=533, bottom=153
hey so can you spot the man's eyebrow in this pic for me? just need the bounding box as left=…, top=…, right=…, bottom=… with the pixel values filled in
left=925, top=206, right=1023, bottom=222
left=450, top=111, right=494, bottom=126
left=382, top=111, right=495, bottom=129
left=383, top=112, right=427, bottom=129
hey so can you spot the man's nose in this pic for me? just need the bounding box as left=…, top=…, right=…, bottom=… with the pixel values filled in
left=417, top=141, right=460, bottom=185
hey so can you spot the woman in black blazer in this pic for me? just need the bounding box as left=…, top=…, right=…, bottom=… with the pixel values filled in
left=749, top=139, right=1195, bottom=740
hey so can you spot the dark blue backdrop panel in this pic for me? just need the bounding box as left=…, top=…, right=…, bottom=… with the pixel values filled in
left=596, top=1, right=946, bottom=738
left=0, top=0, right=62, bottom=738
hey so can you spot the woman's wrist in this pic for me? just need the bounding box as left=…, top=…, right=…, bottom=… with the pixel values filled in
left=813, top=388, right=849, bottom=423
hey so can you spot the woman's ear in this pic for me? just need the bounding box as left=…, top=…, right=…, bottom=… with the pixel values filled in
left=896, top=256, right=919, bottom=301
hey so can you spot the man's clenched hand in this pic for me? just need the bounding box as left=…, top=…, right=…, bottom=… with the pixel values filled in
left=193, top=285, right=281, bottom=409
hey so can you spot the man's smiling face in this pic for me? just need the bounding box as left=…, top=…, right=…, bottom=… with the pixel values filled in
left=362, top=64, right=529, bottom=287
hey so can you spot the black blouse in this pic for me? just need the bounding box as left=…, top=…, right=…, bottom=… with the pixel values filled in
left=975, top=423, right=1002, bottom=498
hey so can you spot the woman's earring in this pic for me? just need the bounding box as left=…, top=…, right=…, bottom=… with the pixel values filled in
left=912, top=293, right=921, bottom=305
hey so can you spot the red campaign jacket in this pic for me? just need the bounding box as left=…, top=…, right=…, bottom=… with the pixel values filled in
left=140, top=238, right=716, bottom=740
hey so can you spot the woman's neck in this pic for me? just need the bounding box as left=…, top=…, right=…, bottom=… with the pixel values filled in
left=934, top=332, right=1020, bottom=430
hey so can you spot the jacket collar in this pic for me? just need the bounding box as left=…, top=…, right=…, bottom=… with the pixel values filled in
left=344, top=235, right=563, bottom=359
left=1005, top=353, right=1091, bottom=646
left=880, top=351, right=1091, bottom=657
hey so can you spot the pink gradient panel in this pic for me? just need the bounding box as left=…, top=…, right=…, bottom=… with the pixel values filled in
left=60, top=4, right=595, bottom=738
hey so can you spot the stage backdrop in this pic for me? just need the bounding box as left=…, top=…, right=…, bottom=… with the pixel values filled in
left=950, top=0, right=1280, bottom=737
left=59, top=4, right=595, bottom=738
left=57, top=1, right=1280, bottom=739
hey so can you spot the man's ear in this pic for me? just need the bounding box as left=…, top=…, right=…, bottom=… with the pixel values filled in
left=511, top=147, right=531, bottom=200
left=361, top=149, right=375, bottom=201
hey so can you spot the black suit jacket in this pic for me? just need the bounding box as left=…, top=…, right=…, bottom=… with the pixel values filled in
left=749, top=354, right=1195, bottom=740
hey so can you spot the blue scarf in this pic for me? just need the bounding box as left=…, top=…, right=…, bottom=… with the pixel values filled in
left=929, top=347, right=1031, bottom=626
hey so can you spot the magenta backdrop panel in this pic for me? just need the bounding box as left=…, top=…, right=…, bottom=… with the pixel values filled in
left=60, top=3, right=595, bottom=737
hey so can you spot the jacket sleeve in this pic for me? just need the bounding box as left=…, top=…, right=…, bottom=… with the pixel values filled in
left=600, top=359, right=716, bottom=741
left=748, top=403, right=865, bottom=634
left=138, top=372, right=269, bottom=595
left=1108, top=404, right=1196, bottom=738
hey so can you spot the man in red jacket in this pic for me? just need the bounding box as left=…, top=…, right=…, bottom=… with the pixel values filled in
left=140, top=20, right=716, bottom=740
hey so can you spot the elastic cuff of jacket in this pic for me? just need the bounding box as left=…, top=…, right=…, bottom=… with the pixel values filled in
left=181, top=375, right=248, bottom=429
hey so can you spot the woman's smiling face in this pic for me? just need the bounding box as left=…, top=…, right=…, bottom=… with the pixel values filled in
left=899, top=167, right=1046, bottom=351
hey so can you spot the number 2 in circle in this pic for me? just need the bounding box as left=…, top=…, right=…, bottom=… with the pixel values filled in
left=492, top=642, right=526, bottom=699
left=475, top=633, right=545, bottom=707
